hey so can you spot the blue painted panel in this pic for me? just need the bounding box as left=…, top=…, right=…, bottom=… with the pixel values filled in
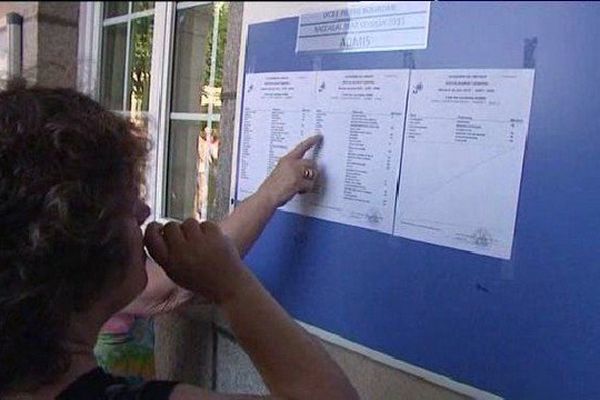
left=237, top=2, right=600, bottom=398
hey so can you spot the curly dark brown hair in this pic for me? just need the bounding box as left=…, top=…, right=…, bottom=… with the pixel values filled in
left=0, top=80, right=149, bottom=392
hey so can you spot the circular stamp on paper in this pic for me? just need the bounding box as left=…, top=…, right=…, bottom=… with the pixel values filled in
left=471, top=228, right=493, bottom=248
left=366, top=208, right=383, bottom=226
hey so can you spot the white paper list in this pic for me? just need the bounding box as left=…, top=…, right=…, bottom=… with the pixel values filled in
left=394, top=69, right=535, bottom=259
left=237, top=69, right=410, bottom=233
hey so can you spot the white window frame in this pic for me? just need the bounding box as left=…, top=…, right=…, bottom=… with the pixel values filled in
left=151, top=1, right=175, bottom=223
left=102, top=3, right=156, bottom=113
left=77, top=2, right=103, bottom=98
left=78, top=1, right=223, bottom=224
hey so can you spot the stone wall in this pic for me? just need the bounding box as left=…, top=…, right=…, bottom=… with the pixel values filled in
left=0, top=1, right=78, bottom=88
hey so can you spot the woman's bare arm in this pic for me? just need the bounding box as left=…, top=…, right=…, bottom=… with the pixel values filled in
left=145, top=219, right=359, bottom=400
left=118, top=136, right=322, bottom=317
left=219, top=135, right=322, bottom=256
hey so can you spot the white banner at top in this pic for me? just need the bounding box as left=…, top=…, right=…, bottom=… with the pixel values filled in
left=296, top=1, right=430, bottom=53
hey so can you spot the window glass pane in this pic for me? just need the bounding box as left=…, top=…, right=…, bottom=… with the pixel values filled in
left=127, top=16, right=154, bottom=112
left=205, top=121, right=220, bottom=211
left=165, top=120, right=219, bottom=220
left=100, top=23, right=127, bottom=110
left=171, top=4, right=214, bottom=113
left=0, top=29, right=8, bottom=88
left=125, top=112, right=151, bottom=201
left=133, top=1, right=154, bottom=12
left=208, top=3, right=228, bottom=115
left=129, top=112, right=149, bottom=132
left=104, top=2, right=129, bottom=18
left=166, top=120, right=201, bottom=220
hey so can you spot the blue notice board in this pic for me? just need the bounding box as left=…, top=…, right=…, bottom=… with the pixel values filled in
left=235, top=2, right=600, bottom=399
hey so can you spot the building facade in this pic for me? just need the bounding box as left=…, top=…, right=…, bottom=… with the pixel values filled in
left=0, top=2, right=483, bottom=398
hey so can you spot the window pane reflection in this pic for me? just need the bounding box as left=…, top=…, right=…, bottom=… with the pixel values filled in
left=166, top=121, right=200, bottom=220
left=127, top=16, right=154, bottom=112
left=165, top=120, right=220, bottom=220
left=171, top=3, right=229, bottom=115
left=133, top=1, right=154, bottom=12
left=100, top=24, right=127, bottom=110
left=171, top=4, right=214, bottom=113
left=104, top=2, right=128, bottom=18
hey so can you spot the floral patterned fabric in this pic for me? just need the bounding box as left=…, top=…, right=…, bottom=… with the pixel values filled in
left=94, top=316, right=156, bottom=383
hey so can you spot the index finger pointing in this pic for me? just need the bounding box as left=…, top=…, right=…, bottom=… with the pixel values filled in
left=286, top=135, right=322, bottom=159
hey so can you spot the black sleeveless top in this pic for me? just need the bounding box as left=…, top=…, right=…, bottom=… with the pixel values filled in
left=56, top=368, right=178, bottom=400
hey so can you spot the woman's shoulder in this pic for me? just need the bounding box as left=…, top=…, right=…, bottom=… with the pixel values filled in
left=56, top=368, right=178, bottom=400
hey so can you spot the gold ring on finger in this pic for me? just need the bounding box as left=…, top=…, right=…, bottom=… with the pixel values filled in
left=303, top=168, right=315, bottom=180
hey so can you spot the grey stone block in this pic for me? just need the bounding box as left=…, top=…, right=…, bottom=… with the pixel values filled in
left=215, top=331, right=268, bottom=395
left=154, top=303, right=215, bottom=388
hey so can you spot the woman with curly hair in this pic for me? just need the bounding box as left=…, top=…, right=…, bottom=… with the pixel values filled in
left=0, top=81, right=358, bottom=400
